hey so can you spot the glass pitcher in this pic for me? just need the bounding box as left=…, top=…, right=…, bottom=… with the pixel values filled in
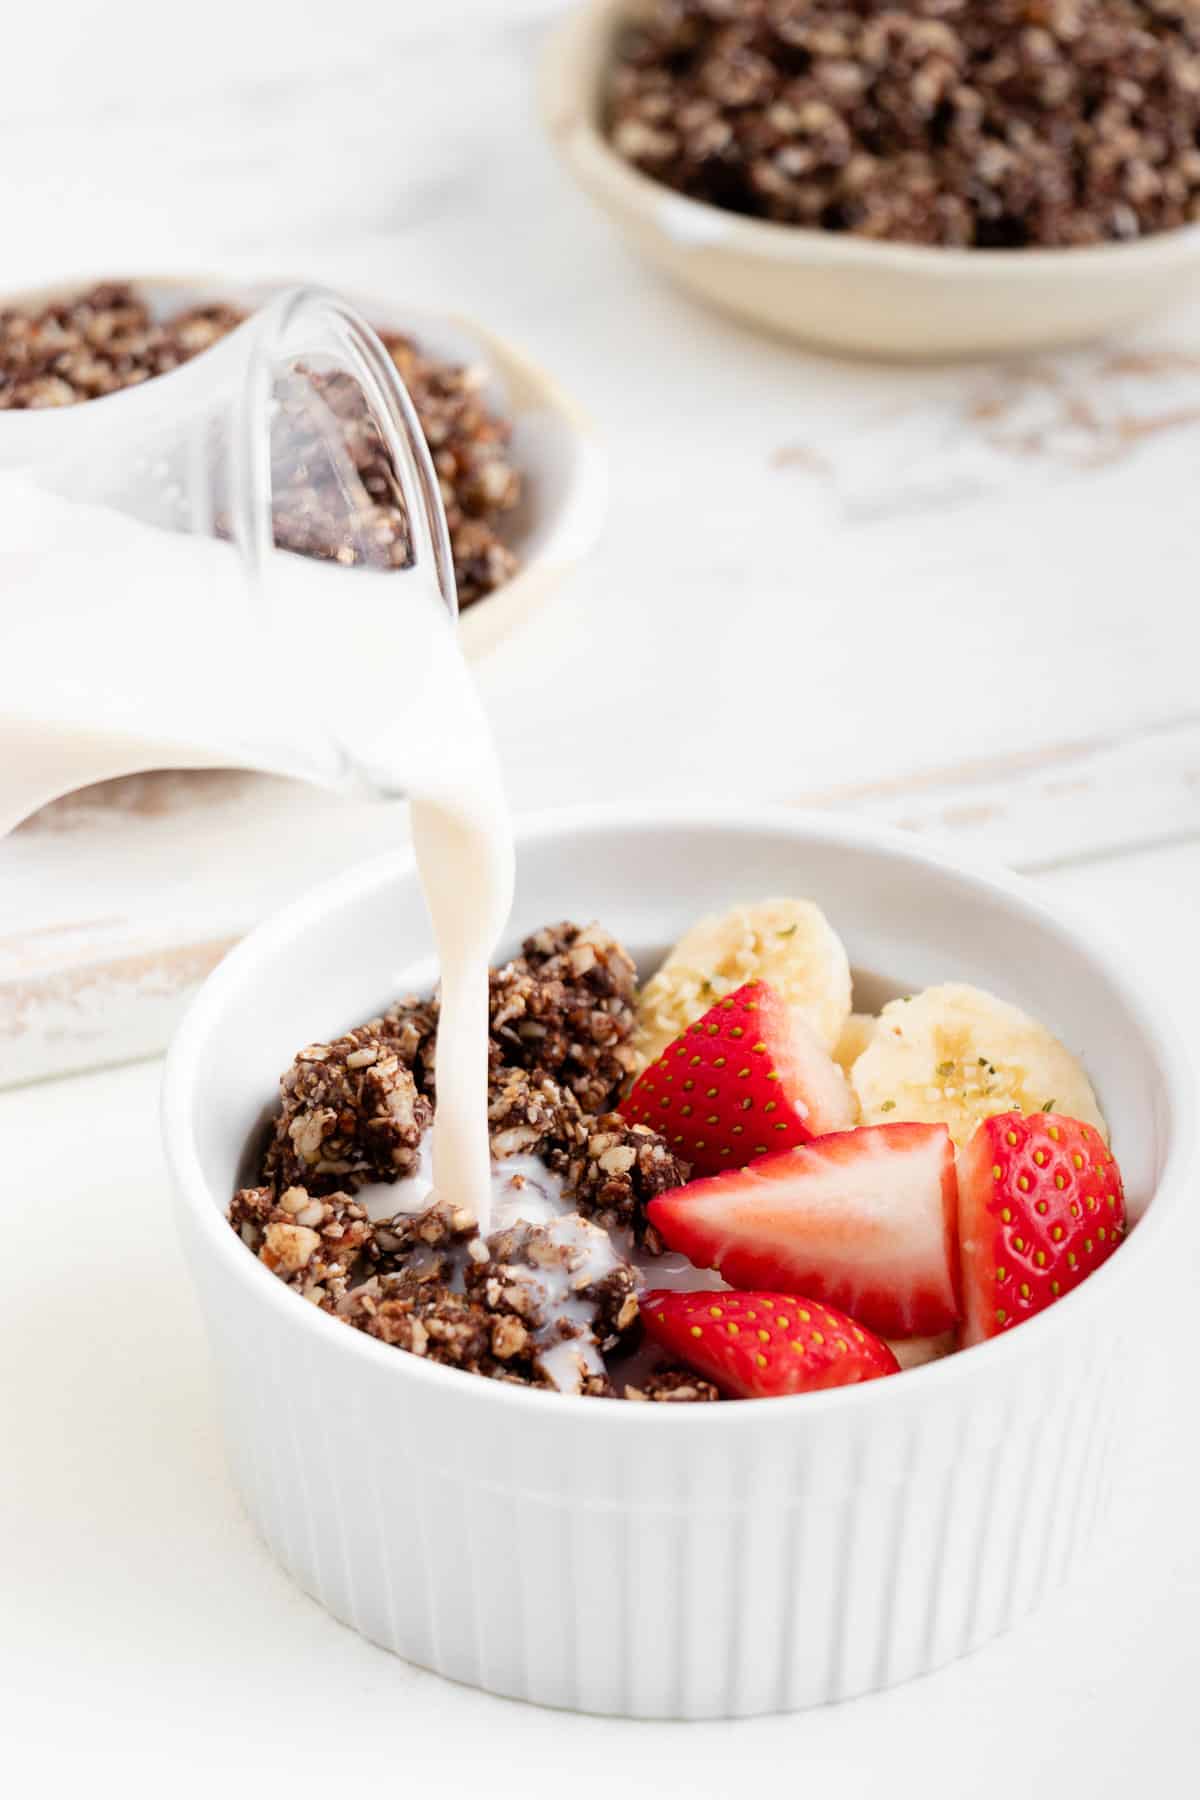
left=0, top=284, right=461, bottom=834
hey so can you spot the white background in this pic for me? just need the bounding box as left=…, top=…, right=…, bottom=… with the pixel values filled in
left=2, top=0, right=1199, bottom=1790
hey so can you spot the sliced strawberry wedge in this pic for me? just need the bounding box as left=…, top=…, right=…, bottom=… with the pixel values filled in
left=625, top=979, right=854, bottom=1177
left=958, top=1111, right=1126, bottom=1346
left=646, top=1121, right=961, bottom=1339
left=641, top=1289, right=899, bottom=1398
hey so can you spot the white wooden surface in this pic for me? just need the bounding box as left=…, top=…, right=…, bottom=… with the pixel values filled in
left=4, top=0, right=1200, bottom=1084
left=2, top=2, right=1200, bottom=1788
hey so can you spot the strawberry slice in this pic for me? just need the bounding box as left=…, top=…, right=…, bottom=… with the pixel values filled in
left=625, top=979, right=854, bottom=1177
left=958, top=1110, right=1126, bottom=1346
left=646, top=1121, right=960, bottom=1338
left=641, top=1289, right=899, bottom=1398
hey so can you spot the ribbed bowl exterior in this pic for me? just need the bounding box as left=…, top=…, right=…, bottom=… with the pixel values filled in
left=183, top=1203, right=1128, bottom=1718
left=166, top=809, right=1185, bottom=1719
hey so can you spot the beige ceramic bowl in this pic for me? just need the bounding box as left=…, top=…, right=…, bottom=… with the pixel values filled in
left=543, top=0, right=1200, bottom=361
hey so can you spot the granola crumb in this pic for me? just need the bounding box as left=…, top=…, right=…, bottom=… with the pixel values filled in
left=626, top=1369, right=722, bottom=1404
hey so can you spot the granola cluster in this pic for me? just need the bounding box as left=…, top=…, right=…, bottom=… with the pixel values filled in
left=230, top=1183, right=376, bottom=1308
left=567, top=1113, right=689, bottom=1243
left=606, top=0, right=1200, bottom=248
left=264, top=1023, right=433, bottom=1194
left=487, top=1064, right=586, bottom=1162
left=485, top=1067, right=690, bottom=1247
left=0, top=282, right=520, bottom=607
left=229, top=920, right=713, bottom=1400
left=490, top=922, right=641, bottom=1114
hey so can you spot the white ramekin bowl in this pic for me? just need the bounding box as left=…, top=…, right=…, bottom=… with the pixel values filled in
left=162, top=807, right=1192, bottom=1718
left=542, top=0, right=1200, bottom=360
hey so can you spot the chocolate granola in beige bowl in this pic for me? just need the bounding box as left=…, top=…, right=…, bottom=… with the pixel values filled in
left=162, top=806, right=1191, bottom=1718
left=542, top=0, right=1200, bottom=360
left=0, top=275, right=605, bottom=661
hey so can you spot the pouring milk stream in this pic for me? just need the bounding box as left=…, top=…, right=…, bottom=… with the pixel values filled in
left=355, top=577, right=515, bottom=1238
left=1, top=477, right=514, bottom=1235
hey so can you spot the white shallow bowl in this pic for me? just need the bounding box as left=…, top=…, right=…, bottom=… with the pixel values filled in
left=0, top=274, right=605, bottom=663
left=543, top=0, right=1200, bottom=360
left=163, top=808, right=1192, bottom=1718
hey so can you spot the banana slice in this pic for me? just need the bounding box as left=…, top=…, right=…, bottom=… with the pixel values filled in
left=632, top=897, right=852, bottom=1071
left=850, top=981, right=1107, bottom=1148
left=834, top=1011, right=876, bottom=1075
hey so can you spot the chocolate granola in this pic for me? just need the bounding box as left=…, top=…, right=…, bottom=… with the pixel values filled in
left=376, top=925, right=642, bottom=1117
left=626, top=1369, right=721, bottom=1402
left=568, top=1112, right=690, bottom=1244
left=230, top=919, right=713, bottom=1399
left=490, top=921, right=641, bottom=1113
left=467, top=1218, right=641, bottom=1350
left=606, top=0, right=1200, bottom=248
left=264, top=1023, right=433, bottom=1194
left=230, top=1182, right=376, bottom=1307
left=487, top=1064, right=588, bottom=1163
left=380, top=994, right=441, bottom=1096
left=0, top=282, right=520, bottom=607
left=340, top=1279, right=523, bottom=1376
left=337, top=1208, right=641, bottom=1389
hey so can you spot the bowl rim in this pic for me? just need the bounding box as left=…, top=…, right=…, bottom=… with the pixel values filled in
left=0, top=272, right=580, bottom=424
left=546, top=0, right=1200, bottom=279
left=162, top=801, right=1195, bottom=1425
